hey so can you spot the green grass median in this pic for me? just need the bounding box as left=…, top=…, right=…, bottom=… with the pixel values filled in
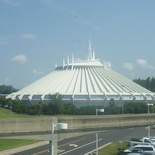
left=0, top=139, right=39, bottom=151
left=0, top=107, right=44, bottom=119
left=98, top=141, right=129, bottom=155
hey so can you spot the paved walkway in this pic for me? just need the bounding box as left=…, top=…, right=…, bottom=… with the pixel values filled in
left=0, top=141, right=49, bottom=155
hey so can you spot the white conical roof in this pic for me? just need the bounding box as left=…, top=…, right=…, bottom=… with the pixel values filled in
left=7, top=41, right=155, bottom=106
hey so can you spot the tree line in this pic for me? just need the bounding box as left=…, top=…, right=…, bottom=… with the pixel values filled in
left=0, top=85, right=18, bottom=94
left=0, top=76, right=155, bottom=115
left=0, top=95, right=151, bottom=115
left=133, top=77, right=155, bottom=92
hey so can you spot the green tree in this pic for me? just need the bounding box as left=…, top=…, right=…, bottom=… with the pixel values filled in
left=151, top=77, right=155, bottom=92
left=79, top=106, right=95, bottom=115
left=106, top=99, right=120, bottom=114
left=46, top=94, right=65, bottom=115
left=12, top=100, right=27, bottom=114
left=146, top=77, right=151, bottom=90
left=64, top=103, right=78, bottom=115
left=0, top=97, right=7, bottom=107
left=124, top=102, right=147, bottom=114
left=27, top=104, right=42, bottom=115
left=0, top=85, right=18, bottom=94
left=133, top=77, right=155, bottom=92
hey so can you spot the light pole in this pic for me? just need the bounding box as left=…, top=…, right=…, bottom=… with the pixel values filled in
left=51, top=123, right=68, bottom=155
left=96, top=108, right=104, bottom=115
left=148, top=126, right=151, bottom=137
left=147, top=103, right=153, bottom=114
left=96, top=108, right=104, bottom=155
left=96, top=132, right=98, bottom=155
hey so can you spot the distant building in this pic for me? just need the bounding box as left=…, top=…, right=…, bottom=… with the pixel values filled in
left=6, top=41, right=155, bottom=107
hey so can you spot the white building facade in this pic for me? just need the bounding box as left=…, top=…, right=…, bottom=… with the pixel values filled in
left=7, top=41, right=155, bottom=107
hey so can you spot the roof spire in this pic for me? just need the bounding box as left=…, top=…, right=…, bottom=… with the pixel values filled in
left=63, top=58, right=65, bottom=68
left=67, top=56, right=69, bottom=65
left=87, top=38, right=94, bottom=60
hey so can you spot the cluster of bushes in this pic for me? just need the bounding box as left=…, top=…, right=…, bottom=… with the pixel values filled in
left=0, top=94, right=151, bottom=115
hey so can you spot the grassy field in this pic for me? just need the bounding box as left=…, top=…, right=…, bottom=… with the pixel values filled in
left=0, top=107, right=43, bottom=119
left=98, top=141, right=129, bottom=155
left=0, top=139, right=38, bottom=151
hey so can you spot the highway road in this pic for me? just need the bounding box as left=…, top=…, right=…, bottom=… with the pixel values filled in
left=12, top=126, right=155, bottom=155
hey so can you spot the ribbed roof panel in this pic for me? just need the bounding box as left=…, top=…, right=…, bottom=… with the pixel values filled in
left=6, top=42, right=155, bottom=102
left=7, top=65, right=155, bottom=102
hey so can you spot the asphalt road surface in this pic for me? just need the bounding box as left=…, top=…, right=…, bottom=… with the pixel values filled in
left=13, top=126, right=155, bottom=155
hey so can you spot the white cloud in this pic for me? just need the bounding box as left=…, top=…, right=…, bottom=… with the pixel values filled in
left=32, top=69, right=43, bottom=75
left=11, top=54, right=27, bottom=64
left=136, top=59, right=154, bottom=70
left=123, top=63, right=134, bottom=72
left=136, top=59, right=147, bottom=67
left=20, top=33, right=38, bottom=40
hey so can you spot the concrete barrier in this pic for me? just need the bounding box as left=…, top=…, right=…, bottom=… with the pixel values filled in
left=0, top=114, right=155, bottom=140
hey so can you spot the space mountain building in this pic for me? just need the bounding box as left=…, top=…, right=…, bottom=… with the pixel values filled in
left=7, top=41, right=155, bottom=107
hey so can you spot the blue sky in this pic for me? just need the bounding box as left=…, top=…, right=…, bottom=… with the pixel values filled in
left=0, top=0, right=155, bottom=89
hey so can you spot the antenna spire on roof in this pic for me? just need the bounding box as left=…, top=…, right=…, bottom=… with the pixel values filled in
left=55, top=63, right=57, bottom=68
left=87, top=39, right=95, bottom=60
left=72, top=53, right=74, bottom=63
left=67, top=56, right=69, bottom=65
left=93, top=50, right=95, bottom=60
left=63, top=58, right=65, bottom=68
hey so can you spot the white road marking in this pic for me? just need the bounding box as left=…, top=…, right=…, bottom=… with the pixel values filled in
left=59, top=138, right=102, bottom=155
left=69, top=144, right=78, bottom=147
left=58, top=149, right=65, bottom=153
